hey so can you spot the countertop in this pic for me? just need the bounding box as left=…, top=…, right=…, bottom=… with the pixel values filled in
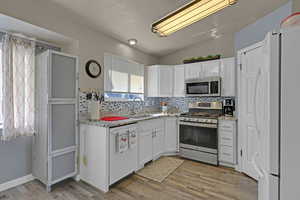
left=80, top=113, right=181, bottom=128
left=80, top=113, right=238, bottom=128
left=218, top=116, right=238, bottom=121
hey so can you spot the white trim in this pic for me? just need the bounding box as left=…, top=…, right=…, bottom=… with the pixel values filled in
left=74, top=175, right=81, bottom=182
left=0, top=174, right=35, bottom=192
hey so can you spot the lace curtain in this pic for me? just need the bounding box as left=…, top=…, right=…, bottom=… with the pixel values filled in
left=1, top=34, right=35, bottom=140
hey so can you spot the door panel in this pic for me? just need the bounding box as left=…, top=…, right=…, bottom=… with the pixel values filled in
left=240, top=45, right=265, bottom=180
left=173, top=65, right=185, bottom=97
left=202, top=60, right=220, bottom=77
left=51, top=151, right=76, bottom=182
left=152, top=129, right=164, bottom=159
left=185, top=63, right=202, bottom=80
left=51, top=53, right=77, bottom=99
left=146, top=66, right=159, bottom=97
left=139, top=131, right=153, bottom=166
left=51, top=104, right=76, bottom=152
left=158, top=66, right=173, bottom=97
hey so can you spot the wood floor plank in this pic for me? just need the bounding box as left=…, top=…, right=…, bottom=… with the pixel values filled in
left=0, top=158, right=257, bottom=200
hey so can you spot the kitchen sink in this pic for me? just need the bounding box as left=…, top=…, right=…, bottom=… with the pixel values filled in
left=129, top=114, right=151, bottom=119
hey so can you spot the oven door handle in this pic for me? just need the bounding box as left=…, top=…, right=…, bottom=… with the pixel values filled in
left=179, top=121, right=217, bottom=128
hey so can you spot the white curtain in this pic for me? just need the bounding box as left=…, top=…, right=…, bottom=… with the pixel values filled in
left=1, top=34, right=35, bottom=140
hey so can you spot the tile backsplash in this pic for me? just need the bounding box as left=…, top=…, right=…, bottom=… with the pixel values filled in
left=79, top=92, right=234, bottom=116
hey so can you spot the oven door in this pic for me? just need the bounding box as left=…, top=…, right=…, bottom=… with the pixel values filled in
left=179, top=121, right=218, bottom=154
left=185, top=81, right=209, bottom=96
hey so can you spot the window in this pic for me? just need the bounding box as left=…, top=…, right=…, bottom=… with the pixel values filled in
left=104, top=92, right=144, bottom=102
left=104, top=53, right=144, bottom=101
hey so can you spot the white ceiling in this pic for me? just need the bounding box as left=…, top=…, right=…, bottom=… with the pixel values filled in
left=46, top=0, right=289, bottom=57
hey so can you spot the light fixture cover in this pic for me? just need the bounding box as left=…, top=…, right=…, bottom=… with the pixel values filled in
left=152, top=0, right=237, bottom=37
left=128, top=39, right=138, bottom=45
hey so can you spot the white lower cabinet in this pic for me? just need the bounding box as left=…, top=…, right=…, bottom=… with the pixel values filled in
left=138, top=118, right=165, bottom=168
left=164, top=117, right=179, bottom=153
left=139, top=129, right=153, bottom=165
left=80, top=125, right=109, bottom=192
left=218, top=119, right=237, bottom=167
left=152, top=127, right=165, bottom=160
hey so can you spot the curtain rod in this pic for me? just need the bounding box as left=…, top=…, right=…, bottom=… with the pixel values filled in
left=0, top=29, right=60, bottom=48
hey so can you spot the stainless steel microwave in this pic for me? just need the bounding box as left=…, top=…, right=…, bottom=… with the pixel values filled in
left=185, top=77, right=221, bottom=97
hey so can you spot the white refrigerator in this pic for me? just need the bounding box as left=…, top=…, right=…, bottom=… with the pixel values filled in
left=257, top=26, right=300, bottom=200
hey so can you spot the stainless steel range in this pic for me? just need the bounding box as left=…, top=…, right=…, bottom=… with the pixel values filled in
left=179, top=101, right=223, bottom=165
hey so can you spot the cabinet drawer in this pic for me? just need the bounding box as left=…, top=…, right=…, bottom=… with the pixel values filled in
left=219, top=123, right=234, bottom=132
left=220, top=135, right=233, bottom=147
left=219, top=146, right=234, bottom=163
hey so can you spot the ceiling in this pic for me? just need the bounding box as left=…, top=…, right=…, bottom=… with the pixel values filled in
left=46, top=0, right=289, bottom=57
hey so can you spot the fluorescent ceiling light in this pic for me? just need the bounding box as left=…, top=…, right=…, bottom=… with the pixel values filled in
left=128, top=39, right=138, bottom=46
left=152, top=0, right=237, bottom=37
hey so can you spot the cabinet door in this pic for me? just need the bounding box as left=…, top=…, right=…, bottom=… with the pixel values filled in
left=104, top=53, right=112, bottom=92
left=184, top=63, right=202, bottom=80
left=111, top=56, right=129, bottom=92
left=130, top=63, right=144, bottom=94
left=139, top=130, right=153, bottom=166
left=80, top=125, right=109, bottom=192
left=50, top=52, right=77, bottom=99
left=51, top=151, right=76, bottom=183
left=202, top=60, right=220, bottom=78
left=50, top=103, right=76, bottom=152
left=158, top=66, right=173, bottom=97
left=152, top=128, right=164, bottom=159
left=220, top=58, right=235, bottom=96
left=164, top=117, right=178, bottom=153
left=110, top=128, right=138, bottom=185
left=146, top=66, right=159, bottom=97
left=173, top=65, right=185, bottom=97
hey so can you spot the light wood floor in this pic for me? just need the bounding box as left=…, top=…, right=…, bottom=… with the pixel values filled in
left=0, top=159, right=257, bottom=200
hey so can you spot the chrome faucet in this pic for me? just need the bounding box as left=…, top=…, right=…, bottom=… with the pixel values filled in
left=130, top=96, right=142, bottom=115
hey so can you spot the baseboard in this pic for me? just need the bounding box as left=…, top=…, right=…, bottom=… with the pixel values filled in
left=0, top=174, right=35, bottom=192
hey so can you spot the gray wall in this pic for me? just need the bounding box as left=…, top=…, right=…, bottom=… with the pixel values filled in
left=0, top=135, right=32, bottom=184
left=234, top=1, right=292, bottom=52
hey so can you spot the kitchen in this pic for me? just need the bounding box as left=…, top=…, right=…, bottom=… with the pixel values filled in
left=0, top=0, right=299, bottom=200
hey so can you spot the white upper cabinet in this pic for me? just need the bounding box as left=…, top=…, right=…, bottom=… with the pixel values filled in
left=146, top=58, right=235, bottom=97
left=129, top=63, right=144, bottom=94
left=173, top=65, right=185, bottom=97
left=111, top=56, right=129, bottom=92
left=220, top=57, right=235, bottom=97
left=146, top=65, right=173, bottom=97
left=184, top=62, right=203, bottom=80
left=202, top=60, right=220, bottom=77
left=104, top=53, right=144, bottom=93
left=146, top=66, right=159, bottom=97
left=158, top=66, right=174, bottom=97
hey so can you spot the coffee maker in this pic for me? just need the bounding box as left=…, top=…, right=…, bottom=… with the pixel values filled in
left=223, top=98, right=235, bottom=116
